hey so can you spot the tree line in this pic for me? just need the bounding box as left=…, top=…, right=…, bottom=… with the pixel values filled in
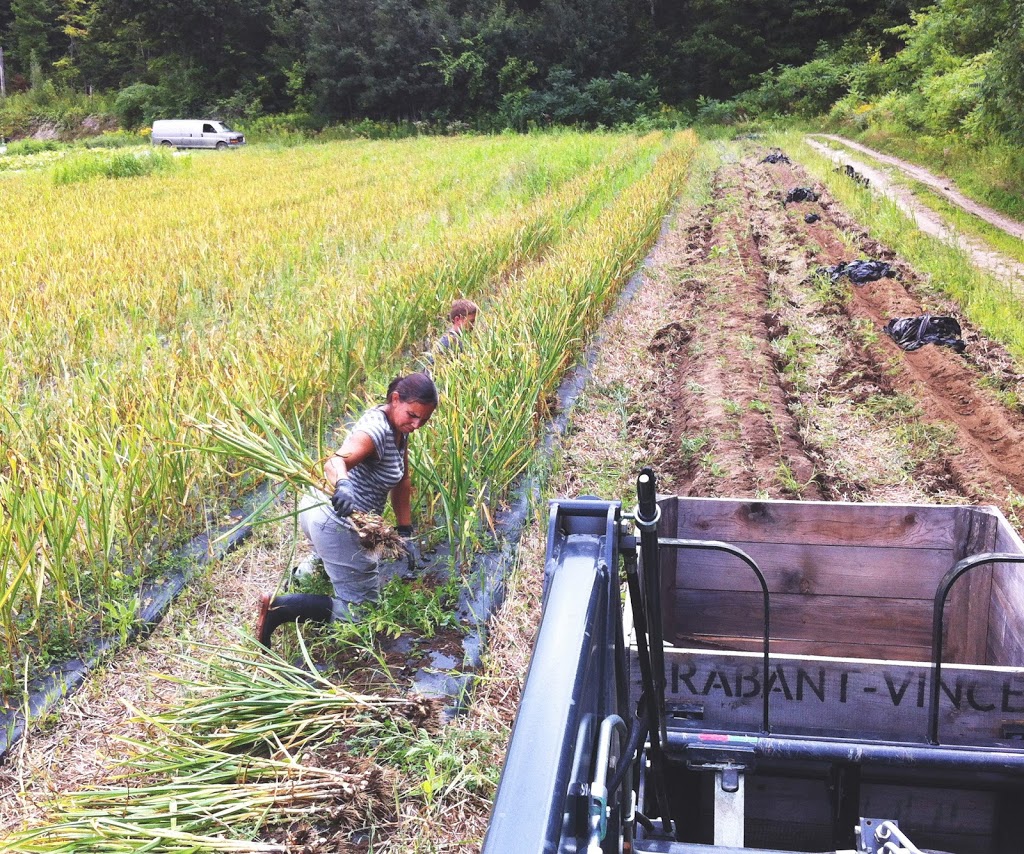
left=1, top=0, right=922, bottom=128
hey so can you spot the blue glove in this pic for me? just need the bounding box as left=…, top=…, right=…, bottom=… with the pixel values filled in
left=331, top=484, right=355, bottom=517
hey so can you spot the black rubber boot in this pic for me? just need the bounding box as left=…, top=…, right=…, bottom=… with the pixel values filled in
left=255, top=593, right=333, bottom=647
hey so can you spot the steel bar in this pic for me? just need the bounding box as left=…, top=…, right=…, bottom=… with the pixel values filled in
left=666, top=729, right=1024, bottom=774
left=928, top=552, right=1024, bottom=745
left=657, top=537, right=772, bottom=734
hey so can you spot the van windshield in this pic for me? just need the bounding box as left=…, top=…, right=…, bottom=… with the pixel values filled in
left=213, top=122, right=234, bottom=133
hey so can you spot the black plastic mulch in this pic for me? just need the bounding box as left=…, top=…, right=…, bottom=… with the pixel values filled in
left=785, top=187, right=819, bottom=204
left=883, top=314, right=967, bottom=353
left=819, top=259, right=896, bottom=285
left=837, top=163, right=870, bottom=187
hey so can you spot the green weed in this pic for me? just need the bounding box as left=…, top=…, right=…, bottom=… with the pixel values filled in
left=51, top=148, right=183, bottom=184
left=679, top=432, right=709, bottom=462
left=701, top=452, right=727, bottom=478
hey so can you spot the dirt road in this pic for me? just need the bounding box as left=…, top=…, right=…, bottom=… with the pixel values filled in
left=806, top=135, right=1024, bottom=287
left=812, top=134, right=1024, bottom=241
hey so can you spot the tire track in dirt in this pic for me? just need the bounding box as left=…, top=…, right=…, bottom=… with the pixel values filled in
left=812, top=134, right=1024, bottom=242
left=645, top=144, right=1024, bottom=519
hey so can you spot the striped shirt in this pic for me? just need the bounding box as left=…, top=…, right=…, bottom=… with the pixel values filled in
left=334, top=406, right=406, bottom=516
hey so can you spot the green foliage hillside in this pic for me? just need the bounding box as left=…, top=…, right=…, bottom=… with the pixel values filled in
left=2, top=1, right=1018, bottom=215
left=1, top=0, right=921, bottom=135
left=725, top=0, right=1019, bottom=140
left=723, top=0, right=1024, bottom=215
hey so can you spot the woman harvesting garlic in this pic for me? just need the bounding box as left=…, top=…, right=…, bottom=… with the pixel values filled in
left=256, top=372, right=438, bottom=646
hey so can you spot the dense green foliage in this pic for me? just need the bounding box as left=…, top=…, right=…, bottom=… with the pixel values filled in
left=0, top=0, right=920, bottom=133
left=734, top=0, right=1024, bottom=145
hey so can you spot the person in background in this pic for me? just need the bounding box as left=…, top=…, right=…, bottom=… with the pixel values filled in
left=425, top=299, right=478, bottom=366
left=255, top=372, right=438, bottom=646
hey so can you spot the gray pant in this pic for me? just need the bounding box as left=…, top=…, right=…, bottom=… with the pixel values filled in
left=299, top=491, right=379, bottom=620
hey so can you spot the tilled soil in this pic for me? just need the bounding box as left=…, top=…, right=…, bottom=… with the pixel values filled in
left=644, top=148, right=1024, bottom=516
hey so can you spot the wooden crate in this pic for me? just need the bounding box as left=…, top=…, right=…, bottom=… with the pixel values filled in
left=630, top=496, right=1024, bottom=747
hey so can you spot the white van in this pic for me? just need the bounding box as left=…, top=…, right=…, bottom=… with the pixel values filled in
left=151, top=120, right=245, bottom=150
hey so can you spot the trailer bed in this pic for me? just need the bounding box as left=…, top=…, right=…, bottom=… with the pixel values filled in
left=484, top=482, right=1024, bottom=854
left=630, top=497, right=1024, bottom=739
left=628, top=496, right=1024, bottom=851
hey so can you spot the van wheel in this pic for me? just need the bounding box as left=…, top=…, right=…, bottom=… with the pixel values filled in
left=160, top=140, right=173, bottom=147
left=216, top=141, right=227, bottom=150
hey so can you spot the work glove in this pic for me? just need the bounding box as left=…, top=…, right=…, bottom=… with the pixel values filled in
left=330, top=484, right=355, bottom=517
left=397, top=525, right=419, bottom=573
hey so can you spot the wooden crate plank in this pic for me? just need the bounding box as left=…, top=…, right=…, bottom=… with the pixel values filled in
left=861, top=783, right=995, bottom=839
left=993, top=514, right=1024, bottom=555
left=744, top=775, right=832, bottom=835
left=630, top=647, right=1024, bottom=747
left=655, top=499, right=679, bottom=638
left=669, top=634, right=931, bottom=662
left=988, top=579, right=1024, bottom=667
left=989, top=520, right=1024, bottom=666
left=668, top=541, right=953, bottom=599
left=668, top=497, right=964, bottom=549
left=945, top=509, right=999, bottom=664
left=669, top=589, right=935, bottom=649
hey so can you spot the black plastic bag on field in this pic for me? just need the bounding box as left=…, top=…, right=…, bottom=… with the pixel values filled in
left=819, top=259, right=894, bottom=285
left=785, top=187, right=818, bottom=203
left=883, top=314, right=966, bottom=353
left=837, top=164, right=870, bottom=187
left=805, top=213, right=820, bottom=223
left=761, top=151, right=791, bottom=164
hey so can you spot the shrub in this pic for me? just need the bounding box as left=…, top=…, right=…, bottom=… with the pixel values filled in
left=320, top=119, right=424, bottom=140
left=828, top=94, right=876, bottom=131
left=847, top=54, right=915, bottom=100
left=740, top=58, right=851, bottom=118
left=694, top=96, right=740, bottom=125
left=5, top=138, right=64, bottom=155
left=901, top=53, right=990, bottom=135
left=0, top=90, right=118, bottom=141
left=81, top=132, right=147, bottom=150
left=51, top=149, right=183, bottom=185
left=235, top=111, right=322, bottom=143
left=498, top=69, right=661, bottom=130
left=113, top=84, right=166, bottom=130
left=983, top=15, right=1024, bottom=142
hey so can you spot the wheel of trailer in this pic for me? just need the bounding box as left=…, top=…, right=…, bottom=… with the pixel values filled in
left=216, top=141, right=227, bottom=150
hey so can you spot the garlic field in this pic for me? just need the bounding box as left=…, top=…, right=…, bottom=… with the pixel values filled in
left=0, top=131, right=696, bottom=681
